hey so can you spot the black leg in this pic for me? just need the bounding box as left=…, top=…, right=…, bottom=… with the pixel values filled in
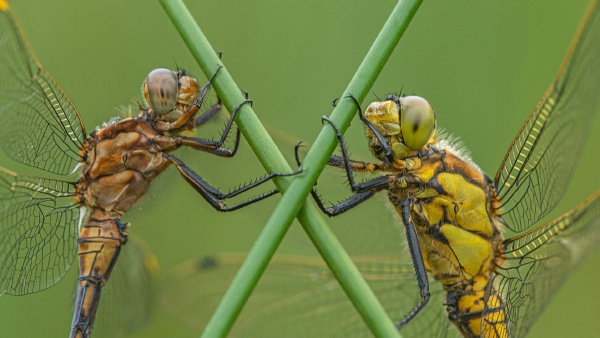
left=345, top=94, right=395, bottom=163
left=191, top=51, right=224, bottom=128
left=294, top=140, right=306, bottom=168
left=327, top=155, right=385, bottom=172
left=175, top=100, right=252, bottom=157
left=164, top=154, right=297, bottom=211
left=193, top=65, right=223, bottom=109
left=391, top=196, right=430, bottom=330
left=321, top=115, right=360, bottom=191
left=321, top=116, right=390, bottom=193
left=294, top=140, right=390, bottom=216
left=294, top=138, right=384, bottom=173
left=192, top=98, right=222, bottom=127
left=212, top=99, right=250, bottom=151
left=154, top=66, right=223, bottom=132
left=313, top=190, right=378, bottom=217
left=295, top=140, right=384, bottom=176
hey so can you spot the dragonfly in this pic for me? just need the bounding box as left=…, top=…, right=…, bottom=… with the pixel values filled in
left=0, top=2, right=295, bottom=337
left=160, top=1, right=600, bottom=337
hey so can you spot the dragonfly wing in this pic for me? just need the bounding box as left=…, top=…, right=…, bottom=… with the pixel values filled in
left=0, top=6, right=85, bottom=175
left=494, top=0, right=600, bottom=233
left=497, top=191, right=600, bottom=337
left=0, top=167, right=81, bottom=295
left=160, top=254, right=459, bottom=338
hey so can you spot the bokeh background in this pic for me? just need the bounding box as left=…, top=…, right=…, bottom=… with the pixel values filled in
left=0, top=0, right=599, bottom=337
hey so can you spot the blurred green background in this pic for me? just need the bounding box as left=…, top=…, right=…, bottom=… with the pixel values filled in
left=1, top=0, right=599, bottom=337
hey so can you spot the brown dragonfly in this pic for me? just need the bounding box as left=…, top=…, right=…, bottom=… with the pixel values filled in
left=0, top=2, right=293, bottom=337
left=160, top=1, right=600, bottom=337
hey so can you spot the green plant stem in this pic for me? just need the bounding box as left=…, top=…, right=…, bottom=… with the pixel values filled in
left=160, top=0, right=422, bottom=337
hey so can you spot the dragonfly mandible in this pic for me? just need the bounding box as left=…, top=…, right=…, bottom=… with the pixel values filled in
left=160, top=1, right=600, bottom=337
left=0, top=2, right=294, bottom=337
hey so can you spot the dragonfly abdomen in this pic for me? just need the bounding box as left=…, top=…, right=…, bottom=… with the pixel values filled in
left=446, top=275, right=507, bottom=338
left=71, top=208, right=127, bottom=338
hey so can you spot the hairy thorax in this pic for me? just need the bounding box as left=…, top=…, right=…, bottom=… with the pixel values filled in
left=389, top=149, right=505, bottom=290
left=78, top=117, right=178, bottom=215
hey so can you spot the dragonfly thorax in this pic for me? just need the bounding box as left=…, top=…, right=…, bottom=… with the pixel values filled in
left=79, top=119, right=177, bottom=214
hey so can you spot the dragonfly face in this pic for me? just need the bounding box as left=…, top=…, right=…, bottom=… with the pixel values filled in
left=143, top=68, right=200, bottom=118
left=363, top=95, right=435, bottom=160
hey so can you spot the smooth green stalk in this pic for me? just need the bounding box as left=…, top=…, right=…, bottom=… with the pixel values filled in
left=160, top=1, right=422, bottom=337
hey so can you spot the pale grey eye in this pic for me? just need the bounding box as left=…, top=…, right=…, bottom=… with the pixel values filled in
left=144, top=68, right=179, bottom=115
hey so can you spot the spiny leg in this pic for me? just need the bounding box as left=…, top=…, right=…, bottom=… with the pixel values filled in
left=164, top=153, right=299, bottom=212
left=191, top=97, right=222, bottom=128
left=175, top=99, right=253, bottom=157
left=190, top=52, right=227, bottom=127
left=345, top=93, right=395, bottom=164
left=192, top=64, right=223, bottom=113
left=390, top=196, right=430, bottom=330
left=294, top=140, right=390, bottom=217
left=327, top=155, right=385, bottom=172
left=321, top=116, right=391, bottom=193
left=196, top=87, right=245, bottom=128
left=163, top=65, right=224, bottom=131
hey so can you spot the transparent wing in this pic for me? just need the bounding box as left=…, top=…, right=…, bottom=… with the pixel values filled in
left=0, top=167, right=81, bottom=295
left=492, top=190, right=600, bottom=337
left=0, top=6, right=86, bottom=175
left=494, top=0, right=600, bottom=233
left=91, top=236, right=159, bottom=338
left=160, top=254, right=460, bottom=338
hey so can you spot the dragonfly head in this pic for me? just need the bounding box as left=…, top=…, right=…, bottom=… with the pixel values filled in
left=142, top=68, right=199, bottom=119
left=364, top=95, right=435, bottom=160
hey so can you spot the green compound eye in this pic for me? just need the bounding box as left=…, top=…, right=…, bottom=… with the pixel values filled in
left=400, top=96, right=435, bottom=150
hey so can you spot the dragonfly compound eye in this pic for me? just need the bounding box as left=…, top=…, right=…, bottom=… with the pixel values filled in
left=144, top=68, right=179, bottom=115
left=400, top=96, right=435, bottom=150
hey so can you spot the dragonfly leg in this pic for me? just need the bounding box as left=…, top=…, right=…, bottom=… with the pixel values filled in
left=164, top=153, right=299, bottom=211
left=294, top=140, right=390, bottom=216
left=321, top=115, right=392, bottom=193
left=313, top=190, right=378, bottom=216
left=194, top=65, right=223, bottom=109
left=346, top=93, right=395, bottom=164
left=190, top=51, right=226, bottom=127
left=158, top=66, right=224, bottom=131
left=175, top=99, right=251, bottom=157
left=294, top=139, right=384, bottom=172
left=327, top=155, right=385, bottom=172
left=176, top=65, right=224, bottom=128
left=191, top=97, right=222, bottom=127
left=193, top=84, right=245, bottom=129
left=391, top=196, right=430, bottom=330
